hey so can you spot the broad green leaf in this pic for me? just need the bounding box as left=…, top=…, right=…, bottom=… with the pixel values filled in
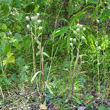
left=3, top=52, right=15, bottom=66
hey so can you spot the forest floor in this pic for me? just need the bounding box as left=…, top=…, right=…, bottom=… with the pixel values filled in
left=0, top=85, right=110, bottom=110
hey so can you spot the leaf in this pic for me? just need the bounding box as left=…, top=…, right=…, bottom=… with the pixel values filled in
left=31, top=71, right=41, bottom=83
left=70, top=11, right=86, bottom=24
left=3, top=52, right=15, bottom=66
left=51, top=26, right=69, bottom=40
left=14, top=33, right=23, bottom=41
left=36, top=51, right=50, bottom=58
left=86, top=0, right=98, bottom=4
left=45, top=82, right=53, bottom=95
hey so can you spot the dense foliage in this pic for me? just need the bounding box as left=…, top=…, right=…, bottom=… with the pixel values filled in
left=0, top=0, right=110, bottom=109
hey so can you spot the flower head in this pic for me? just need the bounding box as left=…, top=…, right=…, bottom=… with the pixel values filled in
left=27, top=24, right=30, bottom=29
left=37, top=19, right=41, bottom=24
left=76, top=28, right=80, bottom=32
left=73, top=30, right=76, bottom=34
left=77, top=23, right=80, bottom=26
left=82, top=36, right=85, bottom=39
left=70, top=43, right=73, bottom=47
left=70, top=38, right=73, bottom=41
left=36, top=13, right=40, bottom=17
left=73, top=38, right=76, bottom=42
left=83, top=27, right=86, bottom=31
left=39, top=26, right=42, bottom=30
left=26, top=16, right=29, bottom=21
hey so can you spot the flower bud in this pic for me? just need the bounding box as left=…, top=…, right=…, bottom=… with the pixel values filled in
left=82, top=36, right=85, bottom=39
left=38, top=26, right=42, bottom=30
left=76, top=28, right=80, bottom=32
left=70, top=43, right=73, bottom=46
left=83, top=27, right=86, bottom=31
left=26, top=16, right=29, bottom=21
left=27, top=24, right=30, bottom=29
left=73, top=38, right=76, bottom=42
left=73, top=31, right=76, bottom=34
left=37, top=20, right=41, bottom=24
left=36, top=13, right=40, bottom=17
left=70, top=38, right=73, bottom=41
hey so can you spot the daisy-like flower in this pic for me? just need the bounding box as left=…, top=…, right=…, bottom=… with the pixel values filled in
left=39, top=26, right=42, bottom=30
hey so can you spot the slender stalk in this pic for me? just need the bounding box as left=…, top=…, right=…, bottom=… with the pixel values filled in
left=71, top=43, right=80, bottom=95
left=41, top=47, right=45, bottom=93
left=96, top=29, right=100, bottom=97
left=31, top=29, right=36, bottom=75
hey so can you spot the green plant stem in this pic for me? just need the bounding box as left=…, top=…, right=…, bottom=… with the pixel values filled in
left=40, top=47, right=45, bottom=93
left=71, top=43, right=80, bottom=95
left=31, top=30, right=36, bottom=75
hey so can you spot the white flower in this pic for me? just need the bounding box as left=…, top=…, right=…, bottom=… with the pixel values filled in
left=37, top=20, right=41, bottom=24
left=73, top=38, right=76, bottom=42
left=82, top=36, right=85, bottom=39
left=70, top=38, right=73, bottom=41
left=10, top=12, right=14, bottom=15
left=97, top=19, right=99, bottom=23
left=79, top=25, right=83, bottom=28
left=31, top=16, right=34, bottom=20
left=31, top=16, right=38, bottom=20
left=98, top=46, right=101, bottom=50
left=27, top=24, right=30, bottom=29
left=73, top=30, right=76, bottom=34
left=77, top=23, right=80, bottom=26
left=26, top=16, right=29, bottom=21
left=39, top=26, right=42, bottom=30
left=76, top=28, right=80, bottom=32
left=70, top=43, right=73, bottom=46
left=83, top=27, right=86, bottom=31
left=36, top=13, right=40, bottom=17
